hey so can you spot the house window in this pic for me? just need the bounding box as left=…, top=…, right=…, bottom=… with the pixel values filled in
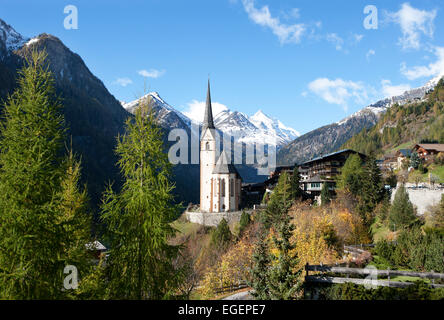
left=221, top=179, right=225, bottom=197
left=230, top=179, right=234, bottom=197
left=206, top=142, right=210, bottom=150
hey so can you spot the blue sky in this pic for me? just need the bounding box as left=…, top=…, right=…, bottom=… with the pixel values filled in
left=1, top=0, right=444, bottom=134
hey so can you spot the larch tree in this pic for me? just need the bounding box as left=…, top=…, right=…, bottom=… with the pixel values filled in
left=100, top=96, right=181, bottom=299
left=0, top=51, right=92, bottom=299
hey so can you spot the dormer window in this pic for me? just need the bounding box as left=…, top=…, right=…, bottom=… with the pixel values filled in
left=206, top=142, right=210, bottom=150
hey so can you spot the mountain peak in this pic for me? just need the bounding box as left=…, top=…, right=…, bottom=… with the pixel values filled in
left=0, top=18, right=28, bottom=54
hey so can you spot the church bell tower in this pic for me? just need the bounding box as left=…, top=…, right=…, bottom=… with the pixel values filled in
left=200, top=80, right=217, bottom=213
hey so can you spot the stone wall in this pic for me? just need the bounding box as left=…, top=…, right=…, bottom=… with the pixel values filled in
left=391, top=183, right=444, bottom=215
left=184, top=210, right=246, bottom=227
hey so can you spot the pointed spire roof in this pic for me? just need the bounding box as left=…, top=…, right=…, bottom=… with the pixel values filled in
left=212, top=150, right=240, bottom=176
left=203, top=79, right=215, bottom=130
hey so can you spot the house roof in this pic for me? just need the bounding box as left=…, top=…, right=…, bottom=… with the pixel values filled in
left=397, top=149, right=412, bottom=157
left=304, top=174, right=328, bottom=183
left=85, top=241, right=106, bottom=251
left=212, top=150, right=240, bottom=177
left=413, top=144, right=444, bottom=152
left=300, top=149, right=366, bottom=166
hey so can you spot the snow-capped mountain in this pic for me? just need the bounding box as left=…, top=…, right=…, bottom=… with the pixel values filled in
left=0, top=19, right=28, bottom=57
left=123, top=92, right=191, bottom=130
left=123, top=94, right=300, bottom=148
left=212, top=109, right=300, bottom=147
left=278, top=74, right=443, bottom=165
left=336, top=74, right=442, bottom=126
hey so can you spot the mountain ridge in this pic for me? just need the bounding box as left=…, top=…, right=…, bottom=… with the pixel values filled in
left=277, top=75, right=442, bottom=166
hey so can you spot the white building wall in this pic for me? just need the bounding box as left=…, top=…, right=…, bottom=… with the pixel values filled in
left=200, top=128, right=217, bottom=212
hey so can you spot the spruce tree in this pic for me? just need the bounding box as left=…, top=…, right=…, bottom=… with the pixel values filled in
left=256, top=171, right=302, bottom=300
left=263, top=172, right=293, bottom=227
left=0, top=51, right=92, bottom=299
left=337, top=154, right=364, bottom=195
left=389, top=185, right=416, bottom=231
left=238, top=210, right=251, bottom=236
left=249, top=231, right=270, bottom=300
left=290, top=167, right=302, bottom=200
left=410, top=152, right=421, bottom=169
left=267, top=213, right=302, bottom=300
left=100, top=97, right=180, bottom=299
left=320, top=182, right=331, bottom=205
left=211, top=218, right=232, bottom=249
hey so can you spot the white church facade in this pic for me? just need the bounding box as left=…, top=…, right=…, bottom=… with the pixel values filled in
left=200, top=81, right=242, bottom=213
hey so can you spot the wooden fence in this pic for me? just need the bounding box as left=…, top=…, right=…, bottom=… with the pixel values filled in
left=214, top=280, right=248, bottom=295
left=305, top=264, right=444, bottom=289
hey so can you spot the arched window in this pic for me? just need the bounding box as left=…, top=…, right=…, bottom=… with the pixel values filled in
left=221, top=179, right=225, bottom=197
left=230, top=179, right=234, bottom=197
left=205, top=142, right=210, bottom=150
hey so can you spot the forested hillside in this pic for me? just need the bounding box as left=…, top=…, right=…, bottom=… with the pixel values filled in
left=342, top=78, right=444, bottom=157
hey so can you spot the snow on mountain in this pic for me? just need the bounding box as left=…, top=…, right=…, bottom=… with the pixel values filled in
left=249, top=110, right=300, bottom=145
left=336, top=74, right=443, bottom=126
left=0, top=19, right=28, bottom=55
left=123, top=92, right=191, bottom=130
left=207, top=108, right=299, bottom=147
left=124, top=94, right=300, bottom=148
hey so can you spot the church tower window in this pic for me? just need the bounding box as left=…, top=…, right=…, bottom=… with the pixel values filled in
left=221, top=179, right=225, bottom=197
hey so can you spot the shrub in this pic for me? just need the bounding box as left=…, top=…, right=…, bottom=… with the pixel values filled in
left=210, top=219, right=232, bottom=249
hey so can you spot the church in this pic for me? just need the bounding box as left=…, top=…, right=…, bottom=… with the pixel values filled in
left=200, top=81, right=242, bottom=213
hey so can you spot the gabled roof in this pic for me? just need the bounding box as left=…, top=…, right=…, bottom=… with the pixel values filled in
left=413, top=144, right=444, bottom=152
left=212, top=150, right=240, bottom=176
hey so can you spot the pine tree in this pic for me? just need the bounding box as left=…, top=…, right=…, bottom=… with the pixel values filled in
left=100, top=96, right=181, bottom=299
left=337, top=154, right=364, bottom=196
left=389, top=185, right=416, bottom=231
left=249, top=231, right=270, bottom=300
left=256, top=171, right=302, bottom=300
left=238, top=210, right=251, bottom=236
left=211, top=218, right=232, bottom=249
left=410, top=152, right=421, bottom=169
left=357, top=156, right=385, bottom=225
left=0, top=51, right=92, bottom=299
left=267, top=213, right=302, bottom=300
left=290, top=166, right=302, bottom=200
left=320, top=182, right=331, bottom=205
left=263, top=172, right=293, bottom=228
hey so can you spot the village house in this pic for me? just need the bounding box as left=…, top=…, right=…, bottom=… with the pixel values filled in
left=412, top=143, right=444, bottom=161
left=377, top=151, right=398, bottom=172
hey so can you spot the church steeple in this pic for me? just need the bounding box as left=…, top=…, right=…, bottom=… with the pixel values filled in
left=203, top=79, right=215, bottom=130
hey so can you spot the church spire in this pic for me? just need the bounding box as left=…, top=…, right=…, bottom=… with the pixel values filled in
left=203, top=79, right=215, bottom=130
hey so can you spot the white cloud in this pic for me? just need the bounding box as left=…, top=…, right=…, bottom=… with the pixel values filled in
left=366, top=49, right=375, bottom=61
left=241, top=0, right=305, bottom=44
left=326, top=33, right=344, bottom=51
left=113, top=77, right=132, bottom=87
left=138, top=69, right=166, bottom=78
left=381, top=79, right=411, bottom=97
left=182, top=100, right=229, bottom=123
left=401, top=46, right=444, bottom=80
left=387, top=3, right=437, bottom=50
left=308, top=78, right=369, bottom=111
